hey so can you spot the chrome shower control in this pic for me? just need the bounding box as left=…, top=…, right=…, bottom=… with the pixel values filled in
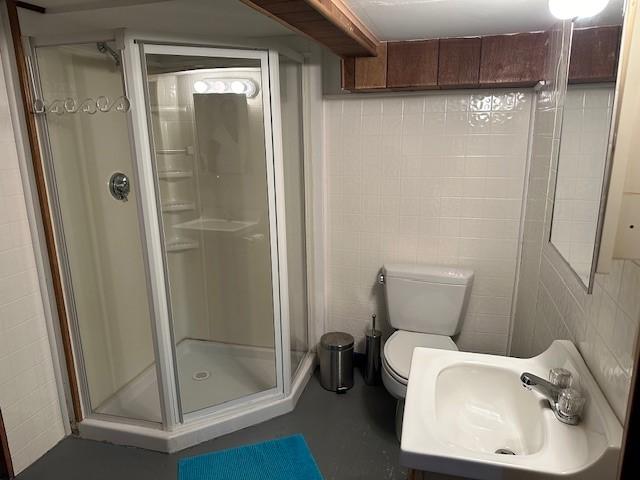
left=109, top=172, right=130, bottom=202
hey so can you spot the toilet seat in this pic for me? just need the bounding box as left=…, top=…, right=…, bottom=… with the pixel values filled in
left=382, top=330, right=458, bottom=399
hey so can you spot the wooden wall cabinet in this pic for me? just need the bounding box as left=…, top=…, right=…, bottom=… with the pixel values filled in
left=438, top=37, right=481, bottom=88
left=339, top=27, right=620, bottom=93
left=354, top=43, right=388, bottom=90
left=569, top=26, right=622, bottom=84
left=479, top=32, right=548, bottom=87
left=387, top=40, right=439, bottom=89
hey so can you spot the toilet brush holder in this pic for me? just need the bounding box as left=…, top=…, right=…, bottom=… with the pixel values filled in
left=364, top=314, right=382, bottom=385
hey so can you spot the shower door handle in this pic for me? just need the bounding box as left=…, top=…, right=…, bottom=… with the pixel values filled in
left=109, top=172, right=130, bottom=202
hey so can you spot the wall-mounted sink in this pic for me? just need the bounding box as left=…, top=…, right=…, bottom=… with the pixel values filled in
left=401, top=340, right=622, bottom=480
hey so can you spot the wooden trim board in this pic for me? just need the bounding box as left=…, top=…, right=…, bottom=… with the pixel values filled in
left=5, top=0, right=83, bottom=423
left=239, top=0, right=380, bottom=57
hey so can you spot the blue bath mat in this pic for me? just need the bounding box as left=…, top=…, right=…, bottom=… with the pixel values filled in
left=178, top=434, right=323, bottom=480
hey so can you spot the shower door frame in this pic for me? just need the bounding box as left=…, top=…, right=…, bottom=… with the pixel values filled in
left=24, top=31, right=169, bottom=427
left=127, top=40, right=302, bottom=429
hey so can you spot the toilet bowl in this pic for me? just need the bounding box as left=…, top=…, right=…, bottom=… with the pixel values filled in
left=380, top=264, right=474, bottom=440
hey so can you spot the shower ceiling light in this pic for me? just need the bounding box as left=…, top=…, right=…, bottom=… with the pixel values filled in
left=548, top=0, right=610, bottom=19
left=192, top=78, right=258, bottom=98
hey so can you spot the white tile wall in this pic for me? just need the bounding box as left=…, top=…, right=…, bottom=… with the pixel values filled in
left=324, top=90, right=532, bottom=354
left=511, top=21, right=638, bottom=422
left=0, top=55, right=65, bottom=473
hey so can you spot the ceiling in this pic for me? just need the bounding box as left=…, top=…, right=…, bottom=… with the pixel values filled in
left=19, top=0, right=627, bottom=46
left=343, top=0, right=626, bottom=41
left=19, top=0, right=292, bottom=38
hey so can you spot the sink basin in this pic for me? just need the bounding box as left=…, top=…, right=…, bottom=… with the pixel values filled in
left=401, top=340, right=622, bottom=480
left=435, top=364, right=544, bottom=456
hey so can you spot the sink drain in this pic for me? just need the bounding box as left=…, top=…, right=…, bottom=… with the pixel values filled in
left=192, top=370, right=210, bottom=381
left=495, top=448, right=516, bottom=455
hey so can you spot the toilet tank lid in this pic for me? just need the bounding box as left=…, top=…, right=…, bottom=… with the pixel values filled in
left=383, top=264, right=474, bottom=285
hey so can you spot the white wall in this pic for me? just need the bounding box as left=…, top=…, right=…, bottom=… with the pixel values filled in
left=0, top=49, right=65, bottom=475
left=511, top=21, right=639, bottom=422
left=324, top=90, right=532, bottom=354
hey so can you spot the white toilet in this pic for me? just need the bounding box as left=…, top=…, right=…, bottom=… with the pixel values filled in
left=380, top=263, right=474, bottom=438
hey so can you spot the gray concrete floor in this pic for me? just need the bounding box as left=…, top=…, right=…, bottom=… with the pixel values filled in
left=16, top=369, right=406, bottom=480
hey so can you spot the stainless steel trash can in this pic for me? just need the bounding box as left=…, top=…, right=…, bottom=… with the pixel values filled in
left=319, top=332, right=354, bottom=393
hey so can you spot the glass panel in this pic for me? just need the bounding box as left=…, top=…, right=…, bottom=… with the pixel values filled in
left=279, top=56, right=308, bottom=377
left=35, top=43, right=161, bottom=423
left=144, top=51, right=277, bottom=415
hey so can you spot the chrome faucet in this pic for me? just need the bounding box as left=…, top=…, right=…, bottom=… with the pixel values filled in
left=520, top=371, right=585, bottom=426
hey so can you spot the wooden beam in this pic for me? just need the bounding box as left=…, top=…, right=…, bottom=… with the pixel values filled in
left=5, top=0, right=83, bottom=423
left=238, top=0, right=380, bottom=57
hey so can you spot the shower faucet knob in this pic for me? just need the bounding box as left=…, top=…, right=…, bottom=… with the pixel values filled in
left=109, top=172, right=130, bottom=202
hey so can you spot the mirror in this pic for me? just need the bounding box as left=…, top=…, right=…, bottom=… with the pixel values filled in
left=550, top=1, right=626, bottom=289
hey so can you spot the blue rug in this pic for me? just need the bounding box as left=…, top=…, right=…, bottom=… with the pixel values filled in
left=178, top=434, right=324, bottom=480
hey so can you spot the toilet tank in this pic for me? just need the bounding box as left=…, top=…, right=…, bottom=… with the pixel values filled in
left=382, top=264, right=474, bottom=335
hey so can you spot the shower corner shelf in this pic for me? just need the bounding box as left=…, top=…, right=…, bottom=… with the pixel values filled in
left=161, top=201, right=196, bottom=213
left=174, top=217, right=257, bottom=233
left=156, top=146, right=194, bottom=156
left=165, top=240, right=199, bottom=253
left=158, top=169, right=193, bottom=180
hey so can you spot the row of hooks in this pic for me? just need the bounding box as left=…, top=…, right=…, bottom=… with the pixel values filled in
left=32, top=95, right=131, bottom=115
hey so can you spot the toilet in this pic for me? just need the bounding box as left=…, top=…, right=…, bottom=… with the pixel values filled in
left=380, top=263, right=474, bottom=439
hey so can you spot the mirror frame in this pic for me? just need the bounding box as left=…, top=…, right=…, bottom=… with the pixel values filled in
left=549, top=9, right=628, bottom=293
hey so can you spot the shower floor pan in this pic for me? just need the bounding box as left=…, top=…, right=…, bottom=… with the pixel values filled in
left=96, top=339, right=277, bottom=422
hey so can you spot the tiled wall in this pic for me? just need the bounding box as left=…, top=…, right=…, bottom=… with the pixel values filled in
left=0, top=54, right=65, bottom=473
left=551, top=85, right=614, bottom=284
left=324, top=90, right=532, bottom=354
left=511, top=22, right=639, bottom=422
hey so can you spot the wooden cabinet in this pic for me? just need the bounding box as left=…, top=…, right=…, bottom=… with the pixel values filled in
left=354, top=43, right=387, bottom=90
left=479, top=32, right=547, bottom=87
left=339, top=27, right=620, bottom=92
left=387, top=40, right=439, bottom=89
left=438, top=37, right=481, bottom=88
left=341, top=57, right=355, bottom=90
left=569, top=26, right=622, bottom=84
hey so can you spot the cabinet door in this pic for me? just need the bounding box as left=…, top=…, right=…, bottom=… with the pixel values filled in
left=387, top=40, right=439, bottom=89
left=438, top=37, right=481, bottom=88
left=480, top=32, right=547, bottom=87
left=569, top=26, right=621, bottom=84
left=354, top=43, right=388, bottom=90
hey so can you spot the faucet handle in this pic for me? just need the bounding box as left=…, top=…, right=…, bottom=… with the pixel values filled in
left=557, top=388, right=586, bottom=421
left=549, top=368, right=573, bottom=388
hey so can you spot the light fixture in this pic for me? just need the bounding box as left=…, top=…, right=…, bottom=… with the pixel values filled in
left=191, top=78, right=258, bottom=98
left=548, top=0, right=610, bottom=20
left=193, top=80, right=208, bottom=93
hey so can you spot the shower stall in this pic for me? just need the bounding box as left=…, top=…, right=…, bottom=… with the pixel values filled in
left=27, top=32, right=313, bottom=451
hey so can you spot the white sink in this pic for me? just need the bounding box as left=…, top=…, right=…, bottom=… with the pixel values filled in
left=401, top=340, right=622, bottom=480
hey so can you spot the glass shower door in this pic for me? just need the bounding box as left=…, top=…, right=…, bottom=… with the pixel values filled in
left=32, top=42, right=162, bottom=423
left=141, top=45, right=280, bottom=416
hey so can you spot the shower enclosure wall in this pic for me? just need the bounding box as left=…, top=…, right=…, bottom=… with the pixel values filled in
left=28, top=32, right=314, bottom=451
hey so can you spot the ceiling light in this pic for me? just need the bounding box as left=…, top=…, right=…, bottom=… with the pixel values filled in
left=548, top=0, right=610, bottom=20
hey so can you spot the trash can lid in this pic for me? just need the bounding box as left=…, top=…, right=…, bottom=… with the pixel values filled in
left=321, top=332, right=354, bottom=350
